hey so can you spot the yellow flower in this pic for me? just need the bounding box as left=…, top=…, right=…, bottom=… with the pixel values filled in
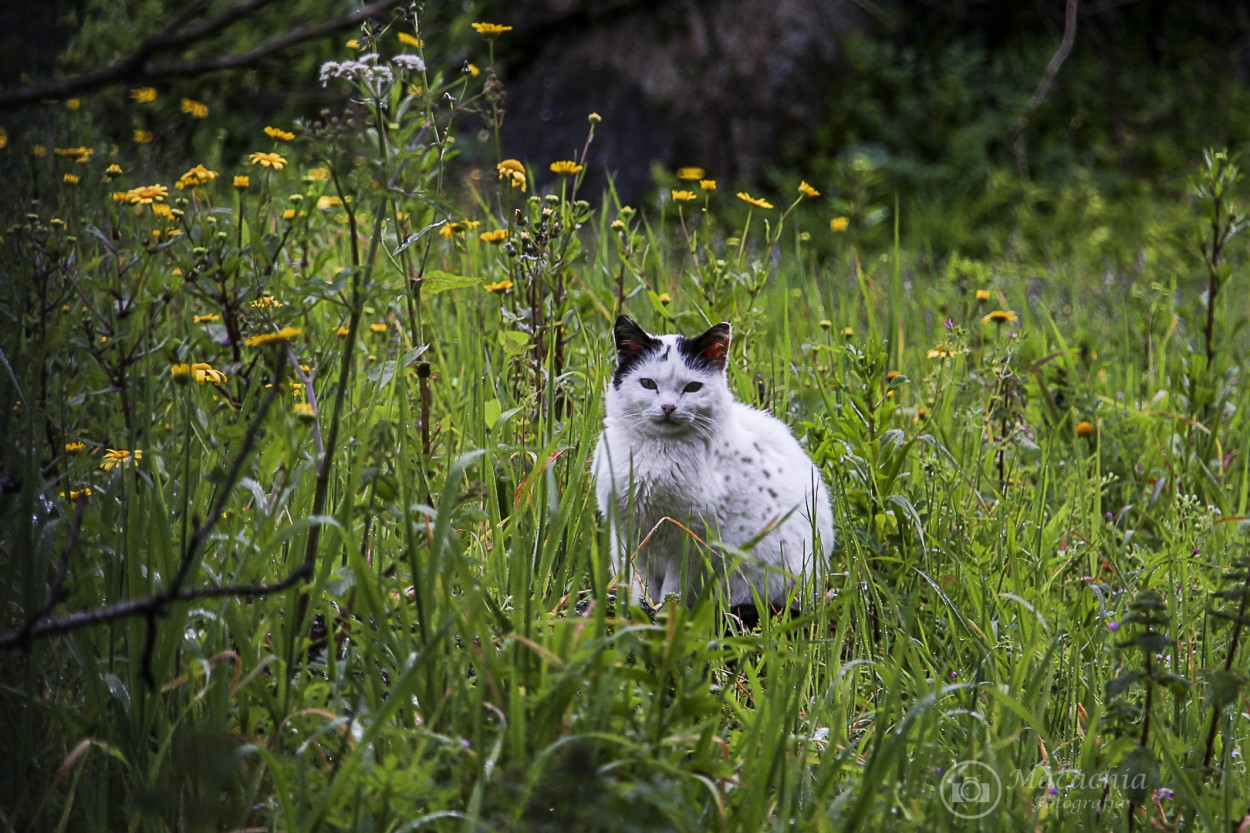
left=244, top=326, right=301, bottom=346
left=264, top=126, right=295, bottom=142
left=798, top=180, right=820, bottom=198
left=100, top=448, right=142, bottom=472
left=657, top=292, right=671, bottom=304
left=61, top=487, right=93, bottom=502
left=307, top=167, right=330, bottom=182
left=133, top=130, right=153, bottom=144
left=370, top=322, right=388, bottom=333
left=471, top=22, right=513, bottom=36
left=191, top=362, right=227, bottom=384
left=66, top=98, right=81, bottom=111
left=398, top=32, right=423, bottom=48
left=32, top=144, right=47, bottom=157
left=676, top=167, right=705, bottom=181
left=975, top=288, right=991, bottom=302
left=346, top=38, right=360, bottom=49
left=54, top=146, right=92, bottom=161
left=736, top=192, right=774, bottom=209
left=170, top=363, right=192, bottom=384
left=336, top=326, right=351, bottom=337
left=105, top=163, right=123, bottom=178
left=819, top=319, right=832, bottom=329
left=886, top=370, right=902, bottom=382
left=282, top=208, right=296, bottom=220
left=249, top=151, right=287, bottom=169
left=1075, top=420, right=1095, bottom=438
left=467, top=63, right=481, bottom=77
left=0, top=127, right=7, bottom=149
left=480, top=228, right=509, bottom=244
left=485, top=279, right=514, bottom=293
left=699, top=179, right=716, bottom=191
left=842, top=326, right=855, bottom=338
left=250, top=295, right=283, bottom=308
left=181, top=98, right=209, bottom=118
left=152, top=203, right=173, bottom=218
left=63, top=174, right=80, bottom=185
left=830, top=216, right=850, bottom=232
left=293, top=402, right=316, bottom=421
left=440, top=222, right=463, bottom=239
left=981, top=309, right=1018, bottom=326
left=317, top=195, right=343, bottom=209
left=130, top=87, right=158, bottom=103
left=671, top=189, right=697, bottom=203
left=550, top=160, right=583, bottom=176
left=233, top=175, right=250, bottom=190
left=610, top=219, right=626, bottom=232
left=65, top=441, right=87, bottom=452
left=126, top=184, right=168, bottom=204
left=916, top=407, right=927, bottom=422
left=927, top=346, right=961, bottom=359
left=194, top=314, right=219, bottom=323
left=497, top=158, right=527, bottom=191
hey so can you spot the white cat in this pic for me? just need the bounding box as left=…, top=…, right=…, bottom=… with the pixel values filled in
left=593, top=316, right=834, bottom=610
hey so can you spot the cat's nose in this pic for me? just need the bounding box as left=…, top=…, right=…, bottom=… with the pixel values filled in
left=661, top=403, right=676, bottom=417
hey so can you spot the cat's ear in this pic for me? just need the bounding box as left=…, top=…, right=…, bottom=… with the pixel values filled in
left=681, top=322, right=731, bottom=373
left=614, top=316, right=657, bottom=363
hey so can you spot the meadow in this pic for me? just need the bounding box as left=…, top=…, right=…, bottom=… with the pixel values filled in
left=2, top=17, right=1249, bottom=833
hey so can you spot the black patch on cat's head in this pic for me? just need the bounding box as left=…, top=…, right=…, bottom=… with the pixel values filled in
left=677, top=322, right=731, bottom=374
left=612, top=316, right=662, bottom=389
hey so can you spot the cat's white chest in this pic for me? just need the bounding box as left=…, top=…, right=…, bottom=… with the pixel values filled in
left=595, top=431, right=718, bottom=520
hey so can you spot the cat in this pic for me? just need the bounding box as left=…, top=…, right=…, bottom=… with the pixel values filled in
left=593, top=315, right=834, bottom=612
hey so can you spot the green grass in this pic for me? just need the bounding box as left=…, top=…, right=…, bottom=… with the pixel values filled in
left=2, top=18, right=1250, bottom=833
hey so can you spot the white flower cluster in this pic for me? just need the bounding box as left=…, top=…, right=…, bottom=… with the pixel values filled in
left=319, top=54, right=394, bottom=96
left=391, top=54, right=426, bottom=73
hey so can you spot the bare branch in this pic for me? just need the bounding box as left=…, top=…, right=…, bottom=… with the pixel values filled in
left=0, top=0, right=404, bottom=110
left=0, top=567, right=311, bottom=651
left=1013, top=0, right=1079, bottom=176
left=13, top=497, right=86, bottom=651
left=1018, top=0, right=1080, bottom=127
left=0, top=351, right=296, bottom=654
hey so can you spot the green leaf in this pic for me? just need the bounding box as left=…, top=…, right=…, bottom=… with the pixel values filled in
left=1106, top=669, right=1145, bottom=698
left=483, top=397, right=502, bottom=429
left=422, top=269, right=481, bottom=294
left=1118, top=746, right=1158, bottom=804
left=1204, top=668, right=1247, bottom=710
left=499, top=330, right=529, bottom=356
left=1155, top=671, right=1191, bottom=697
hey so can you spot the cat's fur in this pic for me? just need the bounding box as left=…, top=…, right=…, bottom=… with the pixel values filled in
left=593, top=316, right=834, bottom=608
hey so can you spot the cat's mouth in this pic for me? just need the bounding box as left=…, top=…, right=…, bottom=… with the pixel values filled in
left=652, top=412, right=689, bottom=429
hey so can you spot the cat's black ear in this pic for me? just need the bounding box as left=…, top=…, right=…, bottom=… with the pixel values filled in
left=679, top=322, right=731, bottom=373
left=614, top=316, right=657, bottom=363
left=612, top=316, right=660, bottom=388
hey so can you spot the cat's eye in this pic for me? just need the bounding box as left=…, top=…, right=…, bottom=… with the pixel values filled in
left=682, top=382, right=704, bottom=393
left=639, top=378, right=658, bottom=390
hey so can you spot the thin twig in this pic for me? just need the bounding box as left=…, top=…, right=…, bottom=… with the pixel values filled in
left=1, top=354, right=287, bottom=655
left=0, top=569, right=311, bottom=651
left=0, top=0, right=403, bottom=109
left=14, top=497, right=87, bottom=650
left=1013, top=0, right=1079, bottom=174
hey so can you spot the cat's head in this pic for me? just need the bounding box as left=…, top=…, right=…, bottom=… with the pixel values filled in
left=605, top=315, right=731, bottom=437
